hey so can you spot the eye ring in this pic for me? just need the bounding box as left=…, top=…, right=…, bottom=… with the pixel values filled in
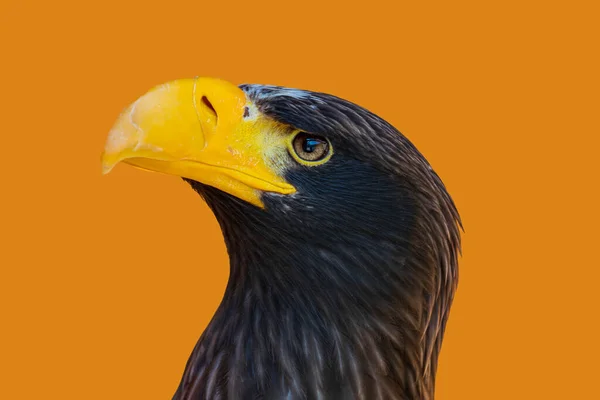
left=288, top=132, right=333, bottom=166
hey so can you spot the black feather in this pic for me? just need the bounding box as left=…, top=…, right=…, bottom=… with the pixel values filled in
left=173, top=85, right=462, bottom=400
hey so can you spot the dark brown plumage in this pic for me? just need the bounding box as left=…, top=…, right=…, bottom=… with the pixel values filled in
left=171, top=84, right=462, bottom=400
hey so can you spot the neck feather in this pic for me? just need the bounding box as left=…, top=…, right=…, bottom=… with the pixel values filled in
left=175, top=183, right=460, bottom=400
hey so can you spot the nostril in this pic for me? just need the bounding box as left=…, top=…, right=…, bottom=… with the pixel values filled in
left=201, top=96, right=218, bottom=122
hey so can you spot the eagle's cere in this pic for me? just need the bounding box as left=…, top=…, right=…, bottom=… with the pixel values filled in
left=102, top=77, right=462, bottom=400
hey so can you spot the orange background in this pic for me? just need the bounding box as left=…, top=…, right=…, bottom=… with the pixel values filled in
left=1, top=0, right=598, bottom=398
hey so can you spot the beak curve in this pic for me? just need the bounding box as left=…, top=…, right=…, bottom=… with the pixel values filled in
left=101, top=77, right=295, bottom=208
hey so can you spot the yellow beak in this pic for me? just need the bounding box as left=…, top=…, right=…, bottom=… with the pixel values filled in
left=101, top=77, right=295, bottom=208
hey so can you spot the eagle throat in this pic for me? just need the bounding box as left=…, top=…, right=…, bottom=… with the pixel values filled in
left=174, top=179, right=458, bottom=400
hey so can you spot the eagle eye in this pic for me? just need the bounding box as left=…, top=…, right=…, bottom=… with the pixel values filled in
left=290, top=132, right=332, bottom=165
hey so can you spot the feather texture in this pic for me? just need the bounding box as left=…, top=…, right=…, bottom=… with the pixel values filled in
left=172, top=85, right=462, bottom=400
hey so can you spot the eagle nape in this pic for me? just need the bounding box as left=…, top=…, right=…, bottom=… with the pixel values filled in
left=102, top=77, right=462, bottom=400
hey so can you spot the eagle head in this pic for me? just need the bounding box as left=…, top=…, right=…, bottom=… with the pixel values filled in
left=102, top=77, right=462, bottom=400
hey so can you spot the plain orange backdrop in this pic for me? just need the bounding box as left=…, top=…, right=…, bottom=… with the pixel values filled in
left=1, top=0, right=599, bottom=399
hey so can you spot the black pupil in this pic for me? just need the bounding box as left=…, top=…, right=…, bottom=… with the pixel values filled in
left=303, top=137, right=322, bottom=153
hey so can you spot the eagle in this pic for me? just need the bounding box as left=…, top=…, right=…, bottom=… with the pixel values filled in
left=101, top=77, right=462, bottom=400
